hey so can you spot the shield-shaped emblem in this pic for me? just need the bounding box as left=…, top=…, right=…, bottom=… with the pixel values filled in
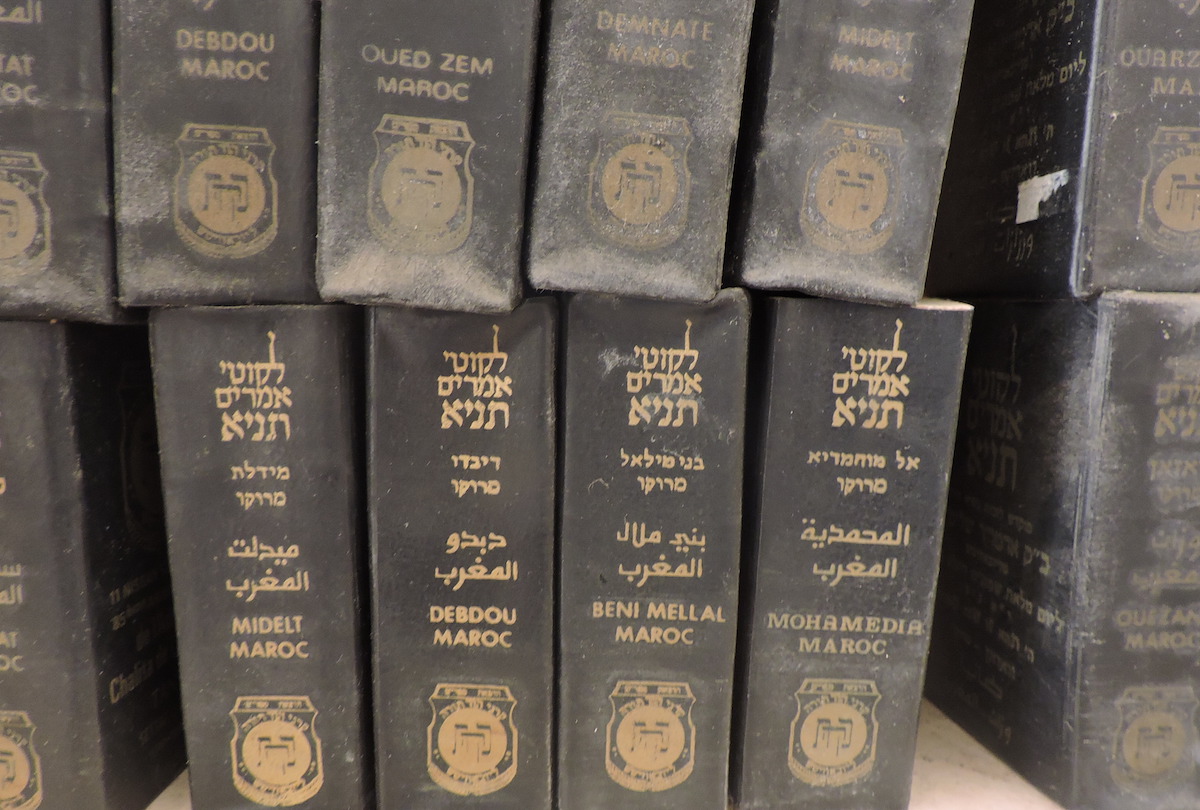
left=1139, top=127, right=1200, bottom=254
left=368, top=115, right=474, bottom=254
left=427, top=683, right=517, bottom=796
left=1111, top=685, right=1198, bottom=791
left=606, top=680, right=695, bottom=791
left=230, top=696, right=323, bottom=806
left=0, top=712, right=41, bottom=810
left=0, top=151, right=50, bottom=274
left=588, top=111, right=692, bottom=250
left=801, top=120, right=904, bottom=256
left=173, top=124, right=277, bottom=259
left=788, top=679, right=881, bottom=787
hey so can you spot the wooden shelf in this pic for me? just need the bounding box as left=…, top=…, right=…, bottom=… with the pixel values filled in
left=146, top=700, right=1067, bottom=809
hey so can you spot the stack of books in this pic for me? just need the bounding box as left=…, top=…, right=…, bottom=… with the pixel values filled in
left=2, top=0, right=1198, bottom=809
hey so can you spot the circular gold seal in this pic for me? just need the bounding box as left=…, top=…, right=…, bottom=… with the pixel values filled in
left=0, top=179, right=40, bottom=261
left=600, top=142, right=679, bottom=226
left=798, top=701, right=870, bottom=768
left=0, top=735, right=31, bottom=801
left=1151, top=155, right=1200, bottom=235
left=240, top=718, right=315, bottom=788
left=436, top=707, right=509, bottom=776
left=1121, top=710, right=1187, bottom=777
left=184, top=154, right=268, bottom=236
left=811, top=147, right=890, bottom=235
left=381, top=142, right=463, bottom=230
left=614, top=703, right=687, bottom=773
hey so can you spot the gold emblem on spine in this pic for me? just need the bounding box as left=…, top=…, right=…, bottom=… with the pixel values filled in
left=605, top=680, right=695, bottom=791
left=368, top=115, right=475, bottom=254
left=230, top=696, right=324, bottom=806
left=0, top=151, right=50, bottom=273
left=788, top=679, right=881, bottom=787
left=801, top=120, right=904, bottom=255
left=588, top=111, right=692, bottom=250
left=173, top=124, right=278, bottom=259
left=427, top=683, right=518, bottom=796
left=1139, top=127, right=1200, bottom=254
left=1110, top=685, right=1198, bottom=792
left=0, top=711, right=42, bottom=810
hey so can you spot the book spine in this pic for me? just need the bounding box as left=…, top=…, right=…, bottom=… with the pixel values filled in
left=734, top=298, right=971, bottom=810
left=367, top=299, right=556, bottom=808
left=1068, top=292, right=1200, bottom=809
left=113, top=0, right=319, bottom=305
left=1079, top=6, right=1200, bottom=293
left=316, top=0, right=541, bottom=312
left=558, top=290, right=749, bottom=810
left=735, top=0, right=975, bottom=305
left=0, top=323, right=186, bottom=808
left=923, top=301, right=1099, bottom=804
left=150, top=307, right=373, bottom=810
left=924, top=0, right=1100, bottom=298
left=527, top=1, right=755, bottom=302
left=0, top=0, right=119, bottom=321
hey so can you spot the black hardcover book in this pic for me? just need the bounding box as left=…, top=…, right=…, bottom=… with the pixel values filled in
left=732, top=297, right=971, bottom=810
left=150, top=306, right=373, bottom=810
left=113, top=0, right=319, bottom=305
left=527, top=1, right=755, bottom=301
left=926, top=0, right=1200, bottom=298
left=317, top=0, right=541, bottom=312
left=368, top=299, right=556, bottom=807
left=732, top=0, right=975, bottom=305
left=0, top=321, right=186, bottom=808
left=558, top=290, right=749, bottom=810
left=927, top=293, right=1200, bottom=809
left=0, top=0, right=120, bottom=321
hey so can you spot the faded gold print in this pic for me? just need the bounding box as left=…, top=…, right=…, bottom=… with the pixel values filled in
left=788, top=679, right=880, bottom=787
left=427, top=684, right=518, bottom=796
left=368, top=115, right=475, bottom=254
left=605, top=681, right=695, bottom=792
left=229, top=696, right=323, bottom=806
left=801, top=120, right=904, bottom=256
left=0, top=711, right=41, bottom=810
left=588, top=111, right=692, bottom=250
left=0, top=151, right=50, bottom=273
left=1141, top=128, right=1200, bottom=253
left=173, top=124, right=278, bottom=259
left=1110, top=685, right=1197, bottom=792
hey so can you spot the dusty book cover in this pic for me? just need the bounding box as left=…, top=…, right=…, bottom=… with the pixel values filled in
left=732, top=0, right=975, bottom=304
left=558, top=290, right=749, bottom=810
left=368, top=299, right=556, bottom=807
left=528, top=2, right=755, bottom=301
left=0, top=322, right=186, bottom=809
left=113, top=1, right=320, bottom=305
left=317, top=0, right=541, bottom=312
left=927, top=0, right=1200, bottom=298
left=150, top=307, right=373, bottom=810
left=928, top=293, right=1200, bottom=809
left=733, top=297, right=971, bottom=809
left=0, top=0, right=121, bottom=321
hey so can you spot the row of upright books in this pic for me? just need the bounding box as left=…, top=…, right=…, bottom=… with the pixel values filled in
left=2, top=0, right=981, bottom=320
left=0, top=293, right=975, bottom=810
left=1, top=1, right=1200, bottom=810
